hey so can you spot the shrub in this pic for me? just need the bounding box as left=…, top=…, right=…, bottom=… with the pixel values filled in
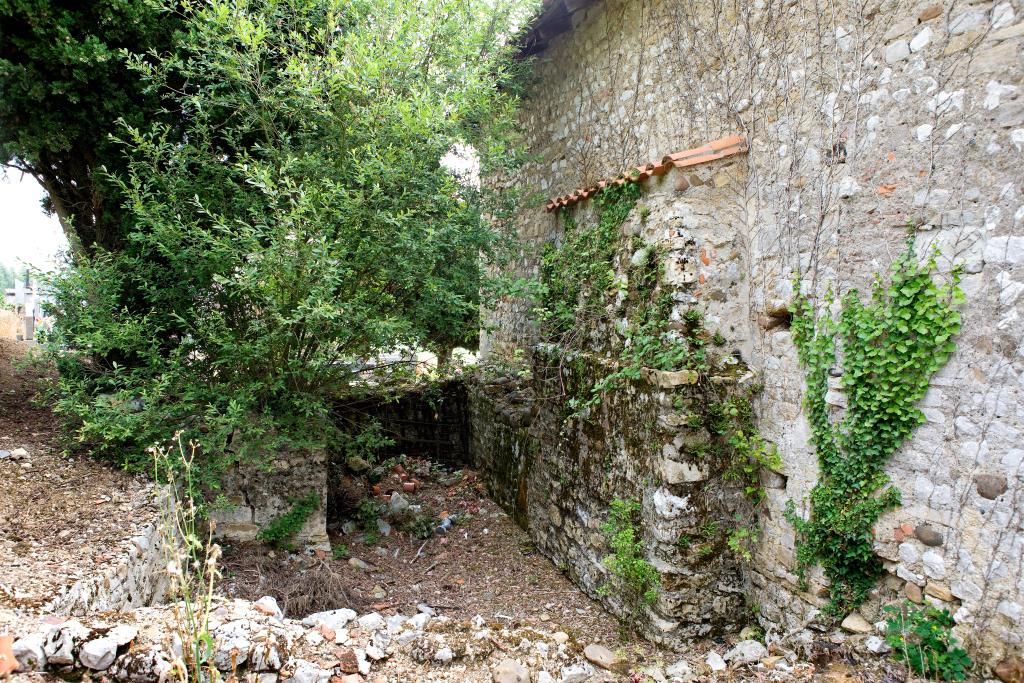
left=37, top=0, right=529, bottom=478
left=884, top=602, right=972, bottom=680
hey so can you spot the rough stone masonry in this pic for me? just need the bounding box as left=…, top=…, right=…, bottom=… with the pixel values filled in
left=474, top=0, right=1024, bottom=674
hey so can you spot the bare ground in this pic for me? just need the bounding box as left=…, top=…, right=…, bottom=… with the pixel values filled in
left=0, top=339, right=156, bottom=619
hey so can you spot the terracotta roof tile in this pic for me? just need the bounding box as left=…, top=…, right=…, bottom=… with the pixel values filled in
left=544, top=135, right=748, bottom=212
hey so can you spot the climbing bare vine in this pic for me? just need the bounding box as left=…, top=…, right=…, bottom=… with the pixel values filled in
left=785, top=244, right=964, bottom=615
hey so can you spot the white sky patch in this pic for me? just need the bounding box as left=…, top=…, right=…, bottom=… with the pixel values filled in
left=441, top=144, right=481, bottom=188
left=0, top=173, right=68, bottom=272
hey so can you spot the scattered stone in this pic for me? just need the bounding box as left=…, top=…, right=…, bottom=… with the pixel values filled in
left=905, top=581, right=924, bottom=603
left=583, top=643, right=621, bottom=671
left=348, top=558, right=371, bottom=571
left=915, top=524, right=943, bottom=547
left=108, top=625, right=139, bottom=647
left=388, top=492, right=410, bottom=520
left=434, top=647, right=454, bottom=664
left=12, top=633, right=46, bottom=671
left=80, top=636, right=118, bottom=670
left=762, top=656, right=783, bottom=669
left=0, top=450, right=9, bottom=460
left=492, top=658, right=530, bottom=683
left=256, top=595, right=284, bottom=618
left=303, top=609, right=357, bottom=631
left=909, top=26, right=932, bottom=51
left=552, top=632, right=570, bottom=645
left=995, top=655, right=1024, bottom=682
left=723, top=640, right=768, bottom=664
left=337, top=675, right=363, bottom=683
left=840, top=612, right=873, bottom=634
left=286, top=659, right=325, bottom=683
left=975, top=474, right=1008, bottom=499
left=336, top=648, right=360, bottom=673
left=865, top=636, right=891, bottom=654
left=706, top=651, right=727, bottom=672
left=406, top=613, right=430, bottom=630
left=561, top=662, right=595, bottom=682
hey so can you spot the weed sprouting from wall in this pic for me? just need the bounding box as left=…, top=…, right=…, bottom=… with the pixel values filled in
left=785, top=244, right=963, bottom=616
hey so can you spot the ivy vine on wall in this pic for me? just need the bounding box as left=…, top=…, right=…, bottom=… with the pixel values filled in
left=785, top=244, right=964, bottom=615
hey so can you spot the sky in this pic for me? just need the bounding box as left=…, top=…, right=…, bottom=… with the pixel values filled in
left=0, top=172, right=69, bottom=272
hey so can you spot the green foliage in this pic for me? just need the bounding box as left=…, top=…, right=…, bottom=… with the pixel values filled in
left=257, top=492, right=320, bottom=549
left=331, top=543, right=349, bottom=560
left=884, top=602, right=972, bottom=680
left=406, top=513, right=437, bottom=540
left=599, top=498, right=660, bottom=610
left=356, top=499, right=382, bottom=531
left=786, top=244, right=963, bottom=615
left=0, top=0, right=180, bottom=253
left=539, top=182, right=642, bottom=336
left=727, top=523, right=757, bottom=562
left=38, top=0, right=529, bottom=474
left=334, top=421, right=394, bottom=468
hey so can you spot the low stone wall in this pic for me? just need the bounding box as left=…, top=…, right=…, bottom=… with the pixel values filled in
left=469, top=351, right=756, bottom=648
left=210, top=448, right=330, bottom=550
left=42, top=489, right=173, bottom=617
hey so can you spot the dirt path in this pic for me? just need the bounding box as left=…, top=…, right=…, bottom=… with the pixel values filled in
left=219, top=462, right=663, bottom=666
left=0, top=339, right=156, bottom=618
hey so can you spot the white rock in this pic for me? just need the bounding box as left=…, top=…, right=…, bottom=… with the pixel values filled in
left=561, top=662, right=596, bottom=682
left=652, top=487, right=689, bottom=519
left=723, top=640, right=768, bottom=664
left=284, top=659, right=326, bottom=683
left=43, top=621, right=89, bottom=666
left=255, top=596, right=284, bottom=619
left=434, top=646, right=454, bottom=663
left=13, top=633, right=47, bottom=671
left=386, top=614, right=408, bottom=632
left=357, top=612, right=386, bottom=632
left=706, top=651, right=727, bottom=672
left=536, top=672, right=556, bottom=683
left=365, top=644, right=386, bottom=661
left=949, top=10, right=987, bottom=35
left=837, top=176, right=860, bottom=198
left=884, top=40, right=910, bottom=63
left=985, top=236, right=1024, bottom=265
left=406, top=612, right=430, bottom=630
left=993, top=1, right=1015, bottom=28
left=923, top=550, right=947, bottom=579
left=898, top=542, right=919, bottom=564
left=492, top=658, right=530, bottom=683
left=841, top=612, right=873, bottom=634
left=915, top=124, right=933, bottom=142
left=909, top=27, right=932, bottom=51
left=108, top=625, right=139, bottom=646
left=865, top=635, right=891, bottom=654
left=666, top=658, right=695, bottom=681
left=302, top=608, right=357, bottom=630
left=80, top=636, right=118, bottom=670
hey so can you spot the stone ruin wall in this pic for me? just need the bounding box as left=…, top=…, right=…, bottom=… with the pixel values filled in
left=477, top=0, right=1024, bottom=671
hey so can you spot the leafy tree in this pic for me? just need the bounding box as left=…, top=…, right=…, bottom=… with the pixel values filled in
left=0, top=1, right=180, bottom=253
left=40, top=0, right=530, bottom=474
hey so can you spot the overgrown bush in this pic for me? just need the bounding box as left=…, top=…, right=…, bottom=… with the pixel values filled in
left=38, top=0, right=531, bottom=478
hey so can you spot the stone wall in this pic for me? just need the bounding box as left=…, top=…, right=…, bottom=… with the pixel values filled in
left=46, top=491, right=172, bottom=617
left=479, top=0, right=1024, bottom=672
left=210, top=448, right=330, bottom=550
